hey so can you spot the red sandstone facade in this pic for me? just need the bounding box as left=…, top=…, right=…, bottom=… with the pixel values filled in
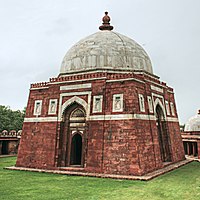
left=16, top=12, right=185, bottom=176
left=16, top=72, right=185, bottom=176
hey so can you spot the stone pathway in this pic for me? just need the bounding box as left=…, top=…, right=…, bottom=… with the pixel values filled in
left=5, top=159, right=193, bottom=181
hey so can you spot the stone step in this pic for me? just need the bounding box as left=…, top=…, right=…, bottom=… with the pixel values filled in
left=59, top=166, right=85, bottom=172
left=6, top=159, right=194, bottom=181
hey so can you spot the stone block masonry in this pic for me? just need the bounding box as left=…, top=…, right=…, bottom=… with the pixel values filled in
left=16, top=71, right=185, bottom=176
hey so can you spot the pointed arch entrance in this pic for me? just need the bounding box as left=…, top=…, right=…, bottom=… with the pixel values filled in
left=59, top=102, right=86, bottom=167
left=155, top=104, right=172, bottom=162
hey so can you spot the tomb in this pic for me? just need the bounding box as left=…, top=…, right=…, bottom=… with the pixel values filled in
left=16, top=12, right=185, bottom=176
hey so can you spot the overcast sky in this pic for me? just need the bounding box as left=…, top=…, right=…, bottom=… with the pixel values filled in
left=0, top=0, right=199, bottom=124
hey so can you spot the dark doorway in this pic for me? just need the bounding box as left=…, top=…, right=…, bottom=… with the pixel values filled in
left=70, top=134, right=82, bottom=165
left=183, top=141, right=187, bottom=155
left=183, top=141, right=198, bottom=157
left=2, top=141, right=9, bottom=155
left=59, top=103, right=86, bottom=167
left=156, top=105, right=172, bottom=162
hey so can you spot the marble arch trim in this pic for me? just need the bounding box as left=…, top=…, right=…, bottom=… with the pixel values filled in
left=153, top=97, right=167, bottom=120
left=58, top=91, right=92, bottom=121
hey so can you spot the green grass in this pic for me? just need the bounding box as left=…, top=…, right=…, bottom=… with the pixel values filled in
left=0, top=157, right=200, bottom=200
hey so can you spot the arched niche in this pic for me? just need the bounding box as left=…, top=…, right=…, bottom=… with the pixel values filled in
left=155, top=104, right=172, bottom=162
left=60, top=96, right=88, bottom=121
left=58, top=102, right=86, bottom=167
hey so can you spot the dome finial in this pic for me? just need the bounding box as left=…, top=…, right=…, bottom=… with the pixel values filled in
left=99, top=11, right=114, bottom=31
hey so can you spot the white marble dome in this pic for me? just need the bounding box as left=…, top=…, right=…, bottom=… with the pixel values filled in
left=184, top=110, right=200, bottom=131
left=60, top=30, right=153, bottom=75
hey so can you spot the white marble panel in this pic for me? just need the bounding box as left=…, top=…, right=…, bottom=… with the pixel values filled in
left=93, top=95, right=103, bottom=113
left=48, top=99, right=58, bottom=115
left=151, top=85, right=164, bottom=93
left=112, top=94, right=123, bottom=112
left=60, top=83, right=91, bottom=91
left=33, top=100, right=42, bottom=116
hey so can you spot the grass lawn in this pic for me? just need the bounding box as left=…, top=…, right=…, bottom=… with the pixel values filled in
left=0, top=157, right=199, bottom=200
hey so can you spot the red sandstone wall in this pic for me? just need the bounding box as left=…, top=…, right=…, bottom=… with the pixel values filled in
left=131, top=120, right=162, bottom=175
left=86, top=119, right=185, bottom=176
left=17, top=72, right=185, bottom=176
left=16, top=122, right=58, bottom=169
left=86, top=121, right=104, bottom=173
left=25, top=87, right=60, bottom=118
left=167, top=122, right=185, bottom=161
left=102, top=120, right=140, bottom=175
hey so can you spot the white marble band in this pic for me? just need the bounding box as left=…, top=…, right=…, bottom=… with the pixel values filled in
left=24, top=114, right=179, bottom=123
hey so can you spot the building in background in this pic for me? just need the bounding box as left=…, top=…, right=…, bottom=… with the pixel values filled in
left=181, top=110, right=200, bottom=160
left=16, top=12, right=185, bottom=177
left=0, top=130, right=21, bottom=156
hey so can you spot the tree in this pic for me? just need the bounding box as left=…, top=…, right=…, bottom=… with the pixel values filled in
left=0, top=105, right=25, bottom=132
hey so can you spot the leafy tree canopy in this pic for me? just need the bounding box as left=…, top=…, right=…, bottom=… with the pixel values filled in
left=0, top=105, right=25, bottom=132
